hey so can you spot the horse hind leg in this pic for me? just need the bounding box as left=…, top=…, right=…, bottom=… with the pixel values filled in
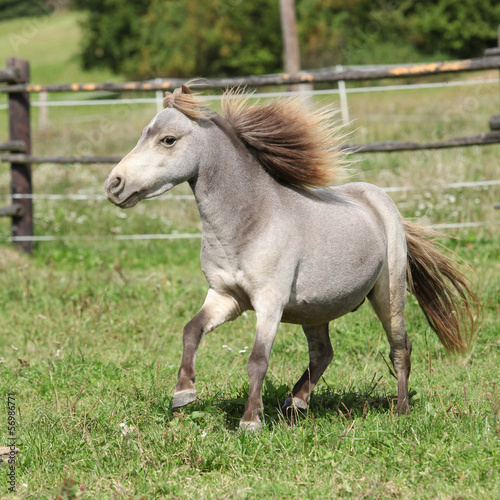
left=368, top=254, right=412, bottom=414
left=282, top=323, right=333, bottom=413
left=368, top=261, right=412, bottom=415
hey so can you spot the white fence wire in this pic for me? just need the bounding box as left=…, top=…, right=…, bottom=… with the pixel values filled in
left=1, top=73, right=498, bottom=243
left=1, top=179, right=498, bottom=242
left=4, top=221, right=499, bottom=243
left=1, top=179, right=498, bottom=201
left=0, top=77, right=498, bottom=111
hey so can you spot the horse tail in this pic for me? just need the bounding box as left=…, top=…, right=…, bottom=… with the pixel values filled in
left=403, top=220, right=479, bottom=353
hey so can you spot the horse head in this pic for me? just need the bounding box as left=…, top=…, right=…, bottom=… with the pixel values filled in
left=105, top=85, right=211, bottom=208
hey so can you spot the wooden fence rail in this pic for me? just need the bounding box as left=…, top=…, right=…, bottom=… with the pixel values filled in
left=344, top=131, right=500, bottom=153
left=0, top=204, right=23, bottom=217
left=1, top=54, right=500, bottom=252
left=1, top=56, right=500, bottom=94
left=2, top=129, right=500, bottom=166
left=0, top=140, right=25, bottom=152
left=0, top=67, right=21, bottom=85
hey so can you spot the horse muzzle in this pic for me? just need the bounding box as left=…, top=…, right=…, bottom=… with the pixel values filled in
left=104, top=173, right=141, bottom=208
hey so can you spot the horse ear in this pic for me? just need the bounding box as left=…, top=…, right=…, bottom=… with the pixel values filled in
left=181, top=84, right=192, bottom=95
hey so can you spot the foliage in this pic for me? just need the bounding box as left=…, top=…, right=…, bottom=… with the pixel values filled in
left=73, top=0, right=282, bottom=79
left=406, top=0, right=500, bottom=58
left=297, top=0, right=500, bottom=67
left=0, top=0, right=55, bottom=21
left=4, top=0, right=500, bottom=79
left=142, top=0, right=282, bottom=78
left=72, top=0, right=151, bottom=77
left=72, top=0, right=500, bottom=79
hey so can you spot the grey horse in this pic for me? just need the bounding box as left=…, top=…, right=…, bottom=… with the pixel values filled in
left=105, top=85, right=477, bottom=432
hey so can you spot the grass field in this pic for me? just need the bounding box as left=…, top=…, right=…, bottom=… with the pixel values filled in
left=0, top=10, right=499, bottom=500
left=0, top=11, right=119, bottom=86
left=0, top=237, right=498, bottom=499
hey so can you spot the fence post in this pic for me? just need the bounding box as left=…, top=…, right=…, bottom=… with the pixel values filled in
left=336, top=65, right=350, bottom=124
left=38, top=91, right=49, bottom=131
left=279, top=0, right=301, bottom=92
left=8, top=57, right=32, bottom=254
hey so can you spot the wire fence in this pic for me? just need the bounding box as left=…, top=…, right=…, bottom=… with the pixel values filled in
left=1, top=76, right=499, bottom=125
left=1, top=179, right=499, bottom=201
left=3, top=222, right=499, bottom=243
left=1, top=179, right=498, bottom=243
left=1, top=56, right=499, bottom=249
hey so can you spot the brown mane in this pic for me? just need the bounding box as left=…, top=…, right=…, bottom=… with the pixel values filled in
left=163, top=84, right=214, bottom=120
left=165, top=85, right=347, bottom=188
left=221, top=90, right=346, bottom=189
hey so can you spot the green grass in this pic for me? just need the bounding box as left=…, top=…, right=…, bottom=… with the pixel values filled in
left=0, top=10, right=119, bottom=85
left=0, top=11, right=499, bottom=499
left=0, top=235, right=498, bottom=499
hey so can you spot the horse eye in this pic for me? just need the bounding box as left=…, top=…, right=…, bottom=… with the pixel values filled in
left=161, top=136, right=176, bottom=147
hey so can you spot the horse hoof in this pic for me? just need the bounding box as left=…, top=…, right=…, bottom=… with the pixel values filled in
left=238, top=421, right=262, bottom=434
left=172, top=389, right=197, bottom=408
left=282, top=396, right=308, bottom=413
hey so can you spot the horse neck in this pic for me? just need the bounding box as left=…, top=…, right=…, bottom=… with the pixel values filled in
left=189, top=116, right=279, bottom=238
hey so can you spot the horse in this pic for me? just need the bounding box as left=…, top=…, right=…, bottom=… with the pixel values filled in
left=104, top=84, right=478, bottom=433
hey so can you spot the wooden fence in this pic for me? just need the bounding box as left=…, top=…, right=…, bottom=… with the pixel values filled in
left=2, top=53, right=500, bottom=253
left=0, top=58, right=32, bottom=253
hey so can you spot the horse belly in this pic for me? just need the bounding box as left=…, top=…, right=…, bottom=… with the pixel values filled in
left=281, top=232, right=385, bottom=325
left=281, top=284, right=375, bottom=325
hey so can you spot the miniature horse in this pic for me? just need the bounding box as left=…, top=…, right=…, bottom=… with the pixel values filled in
left=105, top=85, right=477, bottom=432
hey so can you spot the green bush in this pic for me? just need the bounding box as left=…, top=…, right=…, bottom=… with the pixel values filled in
left=0, top=0, right=55, bottom=20
left=71, top=0, right=500, bottom=79
left=73, top=0, right=282, bottom=79
left=407, top=0, right=500, bottom=58
left=298, top=0, right=500, bottom=66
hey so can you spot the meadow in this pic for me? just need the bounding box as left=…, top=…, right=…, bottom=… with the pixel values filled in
left=0, top=11, right=499, bottom=500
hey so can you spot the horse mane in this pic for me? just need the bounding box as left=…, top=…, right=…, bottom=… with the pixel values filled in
left=163, top=84, right=214, bottom=120
left=164, top=84, right=347, bottom=188
left=221, top=89, right=346, bottom=189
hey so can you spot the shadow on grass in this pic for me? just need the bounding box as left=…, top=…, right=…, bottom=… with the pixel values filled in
left=158, top=377, right=417, bottom=431
left=219, top=380, right=416, bottom=431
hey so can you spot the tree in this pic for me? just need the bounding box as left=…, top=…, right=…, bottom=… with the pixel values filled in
left=407, top=0, right=500, bottom=58
left=73, top=0, right=151, bottom=77
left=296, top=0, right=500, bottom=67
left=73, top=0, right=500, bottom=79
left=74, top=0, right=282, bottom=79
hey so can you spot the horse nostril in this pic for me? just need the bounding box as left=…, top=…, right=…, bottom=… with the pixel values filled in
left=109, top=176, right=124, bottom=195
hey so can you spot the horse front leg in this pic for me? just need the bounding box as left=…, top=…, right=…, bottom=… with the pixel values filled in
left=239, top=303, right=284, bottom=433
left=282, top=323, right=333, bottom=413
left=173, top=289, right=241, bottom=408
